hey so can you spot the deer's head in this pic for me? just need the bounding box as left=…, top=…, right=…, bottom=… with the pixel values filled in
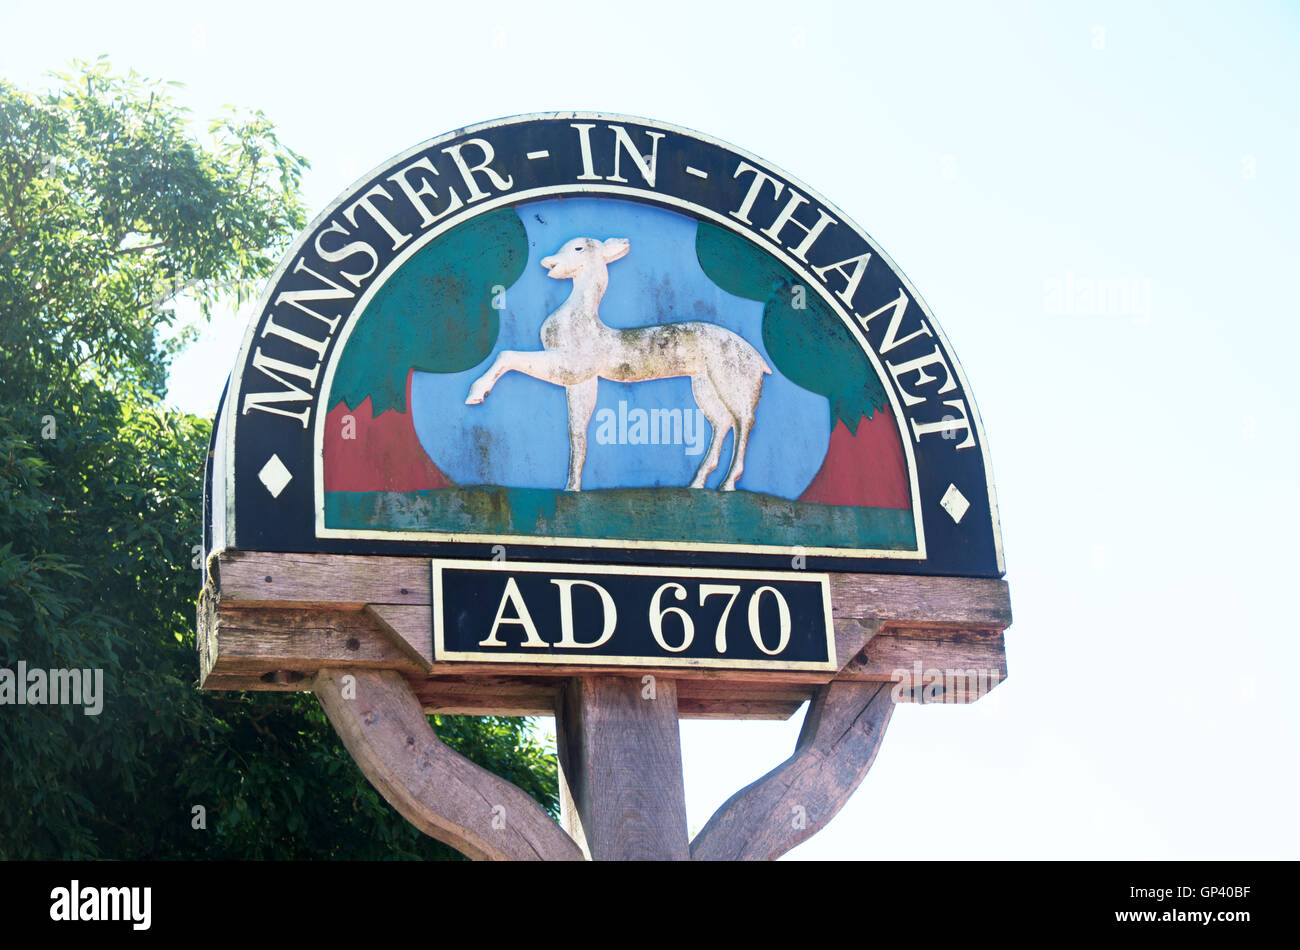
left=540, top=237, right=630, bottom=280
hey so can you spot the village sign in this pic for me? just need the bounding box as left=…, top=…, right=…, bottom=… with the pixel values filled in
left=199, top=113, right=1013, bottom=860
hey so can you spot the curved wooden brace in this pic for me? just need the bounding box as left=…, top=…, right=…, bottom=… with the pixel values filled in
left=690, top=680, right=895, bottom=861
left=314, top=668, right=583, bottom=861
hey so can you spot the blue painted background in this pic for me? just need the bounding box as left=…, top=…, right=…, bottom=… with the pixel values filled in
left=408, top=197, right=830, bottom=498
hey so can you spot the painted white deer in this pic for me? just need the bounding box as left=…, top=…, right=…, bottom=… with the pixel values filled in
left=465, top=236, right=771, bottom=491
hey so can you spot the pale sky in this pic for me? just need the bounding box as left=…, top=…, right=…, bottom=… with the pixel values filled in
left=4, top=0, right=1297, bottom=858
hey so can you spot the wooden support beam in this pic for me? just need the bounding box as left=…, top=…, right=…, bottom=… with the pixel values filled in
left=213, top=551, right=431, bottom=608
left=690, top=681, right=895, bottom=861
left=407, top=673, right=561, bottom=718
left=840, top=625, right=1007, bottom=703
left=203, top=551, right=1012, bottom=713
left=201, top=605, right=424, bottom=681
left=314, top=669, right=583, bottom=862
left=556, top=676, right=691, bottom=860
left=213, top=550, right=1012, bottom=634
left=828, top=573, right=1012, bottom=626
left=674, top=697, right=806, bottom=720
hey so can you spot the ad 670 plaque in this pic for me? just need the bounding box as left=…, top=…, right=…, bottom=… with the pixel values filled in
left=432, top=559, right=836, bottom=671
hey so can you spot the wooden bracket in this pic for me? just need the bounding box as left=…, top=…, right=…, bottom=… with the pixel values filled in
left=691, top=680, right=895, bottom=860
left=199, top=550, right=1012, bottom=860
left=314, top=668, right=583, bottom=861
left=200, top=551, right=1012, bottom=715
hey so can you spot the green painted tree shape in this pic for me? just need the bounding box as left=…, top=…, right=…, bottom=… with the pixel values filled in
left=695, top=222, right=887, bottom=434
left=330, top=208, right=529, bottom=414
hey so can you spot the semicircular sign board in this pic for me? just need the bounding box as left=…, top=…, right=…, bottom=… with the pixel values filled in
left=205, top=113, right=1004, bottom=579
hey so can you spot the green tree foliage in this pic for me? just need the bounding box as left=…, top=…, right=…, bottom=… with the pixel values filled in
left=330, top=208, right=529, bottom=415
left=0, top=62, right=558, bottom=859
left=695, top=221, right=887, bottom=432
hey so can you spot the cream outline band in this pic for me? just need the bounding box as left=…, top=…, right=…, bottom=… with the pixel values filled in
left=220, top=112, right=1002, bottom=572
left=430, top=558, right=838, bottom=672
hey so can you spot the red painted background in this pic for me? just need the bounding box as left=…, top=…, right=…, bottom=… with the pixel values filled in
left=323, top=370, right=453, bottom=492
left=798, top=411, right=911, bottom=510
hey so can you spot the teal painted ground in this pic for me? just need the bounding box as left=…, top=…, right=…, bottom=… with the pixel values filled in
left=325, top=487, right=916, bottom=550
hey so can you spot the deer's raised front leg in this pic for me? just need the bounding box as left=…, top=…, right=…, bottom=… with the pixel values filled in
left=465, top=353, right=509, bottom=405
left=564, top=378, right=599, bottom=491
left=466, top=350, right=593, bottom=405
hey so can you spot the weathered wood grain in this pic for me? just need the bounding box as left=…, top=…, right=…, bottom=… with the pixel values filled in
left=841, top=626, right=1007, bottom=702
left=556, top=676, right=691, bottom=860
left=198, top=672, right=307, bottom=692
left=405, top=673, right=811, bottom=720
left=202, top=615, right=821, bottom=718
left=675, top=679, right=811, bottom=719
left=202, top=573, right=1008, bottom=709
left=828, top=573, right=1011, bottom=626
left=206, top=601, right=838, bottom=687
left=675, top=698, right=804, bottom=720
left=690, top=680, right=895, bottom=861
left=201, top=549, right=1009, bottom=718
left=214, top=551, right=1011, bottom=629
left=206, top=552, right=1011, bottom=701
left=423, top=655, right=836, bottom=684
left=364, top=604, right=433, bottom=670
left=408, top=674, right=560, bottom=717
left=834, top=617, right=884, bottom=674
left=199, top=605, right=424, bottom=684
left=216, top=551, right=431, bottom=607
left=314, top=669, right=583, bottom=861
left=197, top=587, right=219, bottom=685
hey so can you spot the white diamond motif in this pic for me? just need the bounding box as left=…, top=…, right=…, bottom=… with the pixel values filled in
left=258, top=454, right=292, bottom=498
left=939, top=483, right=969, bottom=524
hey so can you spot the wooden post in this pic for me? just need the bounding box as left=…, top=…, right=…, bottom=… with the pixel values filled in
left=555, top=675, right=691, bottom=861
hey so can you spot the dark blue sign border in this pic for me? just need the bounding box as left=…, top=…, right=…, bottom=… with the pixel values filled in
left=206, top=113, right=1004, bottom=578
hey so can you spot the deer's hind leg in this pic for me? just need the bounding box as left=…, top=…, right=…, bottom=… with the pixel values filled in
left=720, top=412, right=753, bottom=491
left=564, top=378, right=599, bottom=492
left=716, top=371, right=765, bottom=491
left=688, top=375, right=733, bottom=489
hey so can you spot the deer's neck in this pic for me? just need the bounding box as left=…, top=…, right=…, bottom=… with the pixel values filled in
left=564, top=269, right=609, bottom=322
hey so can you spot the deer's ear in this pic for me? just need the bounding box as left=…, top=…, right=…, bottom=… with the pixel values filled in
left=602, top=237, right=631, bottom=262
